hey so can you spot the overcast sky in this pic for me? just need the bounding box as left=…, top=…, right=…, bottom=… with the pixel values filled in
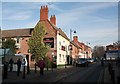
left=1, top=0, right=119, bottom=48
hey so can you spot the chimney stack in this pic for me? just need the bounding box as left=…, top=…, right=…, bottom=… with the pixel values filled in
left=40, top=5, right=48, bottom=21
left=73, top=36, right=78, bottom=42
left=50, top=15, right=56, bottom=25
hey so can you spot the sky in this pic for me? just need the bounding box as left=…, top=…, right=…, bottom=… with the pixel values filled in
left=1, top=0, right=119, bottom=48
left=0, top=0, right=119, bottom=2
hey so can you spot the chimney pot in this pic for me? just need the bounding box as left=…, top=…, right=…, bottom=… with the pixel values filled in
left=40, top=5, right=48, bottom=21
left=50, top=15, right=56, bottom=25
left=73, top=36, right=78, bottom=42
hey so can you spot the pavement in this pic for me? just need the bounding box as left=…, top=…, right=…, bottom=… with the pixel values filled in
left=2, top=65, right=76, bottom=83
left=1, top=61, right=120, bottom=84
left=103, top=60, right=120, bottom=84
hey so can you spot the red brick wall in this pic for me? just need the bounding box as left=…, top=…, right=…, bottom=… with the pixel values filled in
left=43, top=20, right=57, bottom=60
left=19, top=37, right=29, bottom=54
left=71, top=44, right=79, bottom=59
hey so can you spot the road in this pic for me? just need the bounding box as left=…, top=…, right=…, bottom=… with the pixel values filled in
left=2, top=61, right=104, bottom=83
left=55, top=61, right=104, bottom=83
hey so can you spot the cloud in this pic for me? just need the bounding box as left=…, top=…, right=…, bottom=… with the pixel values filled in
left=55, top=2, right=117, bottom=42
left=0, top=2, right=2, bottom=26
left=3, top=11, right=32, bottom=20
left=13, top=3, right=47, bottom=10
left=80, top=28, right=118, bottom=39
left=25, top=21, right=38, bottom=28
left=49, top=4, right=64, bottom=12
left=53, top=2, right=117, bottom=48
left=2, top=0, right=58, bottom=2
left=1, top=0, right=119, bottom=2
left=57, top=2, right=117, bottom=27
left=78, top=27, right=118, bottom=48
left=2, top=2, right=118, bottom=48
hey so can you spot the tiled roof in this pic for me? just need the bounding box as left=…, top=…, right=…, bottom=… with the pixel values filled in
left=78, top=42, right=84, bottom=48
left=71, top=41, right=82, bottom=49
left=2, top=19, right=70, bottom=42
left=2, top=28, right=33, bottom=38
left=47, top=20, right=70, bottom=41
left=58, top=28, right=70, bottom=41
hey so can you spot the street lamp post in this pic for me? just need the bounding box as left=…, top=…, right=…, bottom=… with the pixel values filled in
left=69, top=29, right=76, bottom=65
left=84, top=51, right=86, bottom=59
left=3, top=48, right=8, bottom=79
left=27, top=49, right=31, bottom=74
left=70, top=29, right=76, bottom=41
left=86, top=42, right=90, bottom=59
left=51, top=52, right=54, bottom=71
left=65, top=46, right=67, bottom=68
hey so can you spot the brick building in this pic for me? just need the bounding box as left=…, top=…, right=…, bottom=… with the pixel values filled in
left=2, top=5, right=92, bottom=67
left=73, top=36, right=92, bottom=58
left=106, top=43, right=120, bottom=51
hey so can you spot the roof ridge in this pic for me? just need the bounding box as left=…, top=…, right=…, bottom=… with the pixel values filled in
left=2, top=28, right=34, bottom=31
left=47, top=19, right=58, bottom=31
left=47, top=20, right=70, bottom=41
left=71, top=41, right=82, bottom=49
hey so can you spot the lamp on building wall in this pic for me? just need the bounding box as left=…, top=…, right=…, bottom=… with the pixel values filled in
left=70, top=29, right=76, bottom=41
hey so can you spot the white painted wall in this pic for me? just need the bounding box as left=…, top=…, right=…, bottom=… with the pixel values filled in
left=106, top=52, right=119, bottom=60
left=57, top=33, right=70, bottom=65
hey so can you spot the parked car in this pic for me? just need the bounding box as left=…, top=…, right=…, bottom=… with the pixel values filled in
left=93, top=57, right=97, bottom=62
left=87, top=58, right=94, bottom=63
left=76, top=58, right=87, bottom=67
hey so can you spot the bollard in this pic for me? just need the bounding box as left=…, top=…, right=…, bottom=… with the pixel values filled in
left=47, top=62, right=48, bottom=71
left=47, top=65, right=48, bottom=71
left=86, top=61, right=89, bottom=67
left=108, top=63, right=113, bottom=75
left=22, top=66, right=25, bottom=79
left=10, top=65, right=13, bottom=72
left=35, top=63, right=37, bottom=73
left=117, top=76, right=120, bottom=84
left=51, top=62, right=53, bottom=71
left=111, top=70, right=115, bottom=84
left=3, top=63, right=8, bottom=79
left=27, top=65, right=30, bottom=74
left=65, top=63, right=67, bottom=68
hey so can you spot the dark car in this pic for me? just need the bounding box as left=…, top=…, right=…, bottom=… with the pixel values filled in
left=87, top=58, right=94, bottom=63
left=76, top=58, right=87, bottom=67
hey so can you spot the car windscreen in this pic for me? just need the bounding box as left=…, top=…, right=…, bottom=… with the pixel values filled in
left=77, top=58, right=86, bottom=61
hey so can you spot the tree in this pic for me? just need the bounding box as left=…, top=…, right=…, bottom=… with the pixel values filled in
left=92, top=46, right=105, bottom=59
left=2, top=38, right=16, bottom=54
left=28, top=22, right=49, bottom=62
left=113, top=41, right=120, bottom=49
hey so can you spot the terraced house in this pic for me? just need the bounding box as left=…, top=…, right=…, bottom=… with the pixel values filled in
left=2, top=5, right=92, bottom=67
